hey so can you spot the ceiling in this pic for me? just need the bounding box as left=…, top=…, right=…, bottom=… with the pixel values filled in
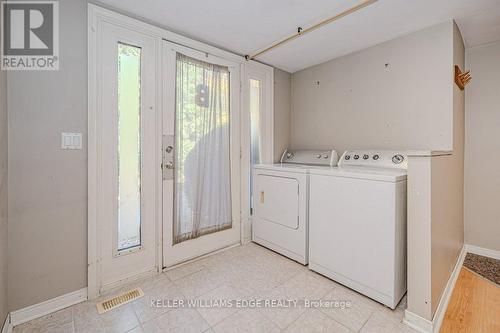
left=97, top=0, right=500, bottom=72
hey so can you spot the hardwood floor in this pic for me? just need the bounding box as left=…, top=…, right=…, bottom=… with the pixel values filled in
left=440, top=268, right=500, bottom=333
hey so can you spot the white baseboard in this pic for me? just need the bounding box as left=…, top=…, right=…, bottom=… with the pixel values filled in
left=403, top=310, right=433, bottom=333
left=404, top=245, right=467, bottom=333
left=10, top=288, right=87, bottom=327
left=242, top=218, right=252, bottom=244
left=1, top=314, right=12, bottom=333
left=242, top=237, right=252, bottom=245
left=466, top=244, right=500, bottom=260
left=431, top=245, right=467, bottom=333
left=100, top=269, right=157, bottom=295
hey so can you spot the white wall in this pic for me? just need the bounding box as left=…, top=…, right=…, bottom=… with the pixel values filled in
left=407, top=153, right=465, bottom=321
left=290, top=22, right=454, bottom=154
left=0, top=62, right=8, bottom=325
left=430, top=23, right=464, bottom=317
left=406, top=155, right=433, bottom=320
left=7, top=0, right=87, bottom=310
left=273, top=69, right=291, bottom=161
left=464, top=41, right=500, bottom=252
left=406, top=22, right=465, bottom=322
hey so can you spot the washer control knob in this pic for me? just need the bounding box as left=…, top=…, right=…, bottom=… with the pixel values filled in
left=392, top=154, right=404, bottom=164
left=323, top=155, right=329, bottom=159
left=363, top=154, right=369, bottom=160
left=316, top=154, right=322, bottom=158
left=353, top=155, right=360, bottom=160
left=345, top=155, right=351, bottom=160
left=373, top=154, right=380, bottom=160
left=286, top=152, right=294, bottom=159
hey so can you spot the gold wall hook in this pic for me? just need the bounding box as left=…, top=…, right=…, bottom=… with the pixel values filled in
left=455, top=65, right=471, bottom=90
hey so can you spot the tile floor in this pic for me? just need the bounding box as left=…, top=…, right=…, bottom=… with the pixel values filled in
left=13, top=243, right=417, bottom=333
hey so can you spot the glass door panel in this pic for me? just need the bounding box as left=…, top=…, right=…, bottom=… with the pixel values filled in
left=117, top=43, right=142, bottom=251
left=249, top=78, right=261, bottom=214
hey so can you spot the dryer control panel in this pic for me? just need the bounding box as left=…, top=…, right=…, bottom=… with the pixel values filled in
left=339, top=150, right=408, bottom=169
left=280, top=149, right=339, bottom=167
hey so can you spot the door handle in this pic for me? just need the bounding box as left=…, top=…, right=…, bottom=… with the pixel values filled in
left=260, top=191, right=265, bottom=203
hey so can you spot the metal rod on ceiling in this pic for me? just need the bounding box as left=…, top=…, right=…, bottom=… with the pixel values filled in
left=245, top=0, right=378, bottom=61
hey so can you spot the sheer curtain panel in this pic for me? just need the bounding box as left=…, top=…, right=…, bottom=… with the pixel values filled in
left=173, top=53, right=232, bottom=244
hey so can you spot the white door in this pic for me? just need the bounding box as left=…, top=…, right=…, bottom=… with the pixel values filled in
left=162, top=41, right=241, bottom=267
left=97, top=22, right=159, bottom=290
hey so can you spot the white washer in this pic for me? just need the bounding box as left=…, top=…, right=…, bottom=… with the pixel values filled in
left=309, top=150, right=407, bottom=309
left=252, top=149, right=339, bottom=264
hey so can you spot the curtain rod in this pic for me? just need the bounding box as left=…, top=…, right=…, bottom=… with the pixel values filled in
left=245, top=0, right=378, bottom=60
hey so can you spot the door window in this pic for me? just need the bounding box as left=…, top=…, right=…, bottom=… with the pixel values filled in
left=117, top=42, right=142, bottom=251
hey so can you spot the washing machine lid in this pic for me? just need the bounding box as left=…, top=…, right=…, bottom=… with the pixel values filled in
left=309, top=165, right=407, bottom=182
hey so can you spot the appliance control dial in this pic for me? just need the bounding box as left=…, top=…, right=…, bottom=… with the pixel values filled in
left=345, top=155, right=351, bottom=160
left=286, top=152, right=294, bottom=159
left=363, top=154, right=369, bottom=160
left=316, top=154, right=322, bottom=158
left=392, top=154, right=404, bottom=164
left=373, top=154, right=380, bottom=160
left=354, top=155, right=360, bottom=160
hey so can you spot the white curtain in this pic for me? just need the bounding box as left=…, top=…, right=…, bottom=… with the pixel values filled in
left=174, top=53, right=232, bottom=244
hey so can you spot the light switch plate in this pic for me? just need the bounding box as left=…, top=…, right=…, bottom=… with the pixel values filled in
left=61, top=132, right=83, bottom=150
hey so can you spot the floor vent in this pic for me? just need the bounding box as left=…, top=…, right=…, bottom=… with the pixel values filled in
left=96, top=288, right=144, bottom=314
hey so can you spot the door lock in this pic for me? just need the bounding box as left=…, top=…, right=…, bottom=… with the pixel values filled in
left=162, top=135, right=174, bottom=180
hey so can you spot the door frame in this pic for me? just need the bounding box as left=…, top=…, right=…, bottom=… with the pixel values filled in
left=88, top=4, right=248, bottom=299
left=87, top=4, right=246, bottom=299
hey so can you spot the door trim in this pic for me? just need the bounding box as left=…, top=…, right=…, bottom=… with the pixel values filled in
left=88, top=4, right=248, bottom=299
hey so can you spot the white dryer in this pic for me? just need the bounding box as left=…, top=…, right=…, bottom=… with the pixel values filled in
left=252, top=149, right=339, bottom=264
left=308, top=150, right=407, bottom=309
